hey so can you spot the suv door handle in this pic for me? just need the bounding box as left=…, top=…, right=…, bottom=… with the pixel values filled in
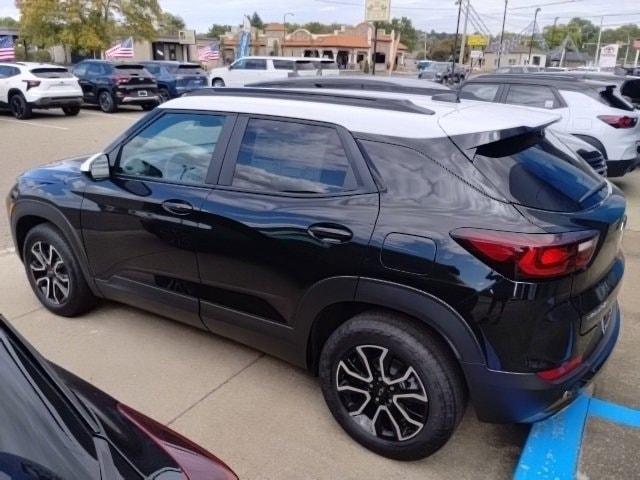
left=308, top=224, right=353, bottom=244
left=162, top=200, right=193, bottom=215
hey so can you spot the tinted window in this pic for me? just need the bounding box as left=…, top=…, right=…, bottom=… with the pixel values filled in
left=72, top=63, right=88, bottom=77
left=117, top=113, right=226, bottom=184
left=231, top=59, right=246, bottom=69
left=460, top=83, right=500, bottom=102
left=143, top=64, right=161, bottom=75
left=294, top=60, right=316, bottom=71
left=315, top=61, right=339, bottom=70
left=473, top=131, right=607, bottom=212
left=244, top=59, right=267, bottom=70
left=87, top=63, right=109, bottom=76
left=114, top=65, right=148, bottom=75
left=505, top=84, right=558, bottom=109
left=232, top=119, right=357, bottom=194
left=30, top=67, right=73, bottom=78
left=177, top=64, right=204, bottom=75
left=273, top=60, right=294, bottom=70
left=0, top=66, right=11, bottom=78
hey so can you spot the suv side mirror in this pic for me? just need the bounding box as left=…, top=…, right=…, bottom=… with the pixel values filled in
left=81, top=153, right=110, bottom=180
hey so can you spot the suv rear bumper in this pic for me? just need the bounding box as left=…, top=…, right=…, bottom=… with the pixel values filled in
left=607, top=157, right=640, bottom=178
left=465, top=301, right=620, bottom=424
left=30, top=96, right=83, bottom=108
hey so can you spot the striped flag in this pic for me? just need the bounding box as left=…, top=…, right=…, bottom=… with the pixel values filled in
left=197, top=42, right=220, bottom=62
left=105, top=37, right=134, bottom=59
left=0, top=35, right=16, bottom=61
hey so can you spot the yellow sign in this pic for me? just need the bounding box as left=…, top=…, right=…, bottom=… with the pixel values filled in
left=365, top=0, right=391, bottom=23
left=467, top=35, right=488, bottom=47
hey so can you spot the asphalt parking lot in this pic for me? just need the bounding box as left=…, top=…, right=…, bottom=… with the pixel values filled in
left=1, top=107, right=639, bottom=479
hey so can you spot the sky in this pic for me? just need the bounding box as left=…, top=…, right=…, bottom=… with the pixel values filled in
left=2, top=0, right=640, bottom=35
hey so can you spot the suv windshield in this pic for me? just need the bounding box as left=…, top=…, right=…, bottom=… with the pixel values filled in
left=472, top=130, right=607, bottom=212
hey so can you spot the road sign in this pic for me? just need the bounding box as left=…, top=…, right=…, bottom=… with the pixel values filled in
left=365, top=0, right=391, bottom=23
left=467, top=35, right=488, bottom=47
left=599, top=43, right=619, bottom=68
left=470, top=50, right=483, bottom=59
left=178, top=30, right=196, bottom=45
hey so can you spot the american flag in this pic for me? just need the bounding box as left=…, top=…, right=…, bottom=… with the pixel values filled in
left=105, top=37, right=134, bottom=59
left=197, top=42, right=220, bottom=62
left=0, top=35, right=16, bottom=61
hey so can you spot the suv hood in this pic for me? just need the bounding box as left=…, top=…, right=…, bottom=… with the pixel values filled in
left=437, top=102, right=560, bottom=148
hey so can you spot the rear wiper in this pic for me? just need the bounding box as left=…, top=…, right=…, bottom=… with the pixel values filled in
left=578, top=179, right=607, bottom=204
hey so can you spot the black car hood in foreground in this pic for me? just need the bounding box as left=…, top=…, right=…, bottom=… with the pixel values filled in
left=0, top=314, right=237, bottom=480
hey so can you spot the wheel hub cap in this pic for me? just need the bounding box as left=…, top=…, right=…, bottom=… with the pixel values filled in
left=28, top=241, right=70, bottom=305
left=335, top=345, right=428, bottom=442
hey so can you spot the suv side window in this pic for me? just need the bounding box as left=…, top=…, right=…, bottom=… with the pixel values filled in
left=231, top=59, right=246, bottom=70
left=505, top=84, right=559, bottom=109
left=0, top=66, right=9, bottom=78
left=144, top=64, right=160, bottom=75
left=459, top=83, right=501, bottom=102
left=116, top=112, right=227, bottom=184
left=87, top=63, right=104, bottom=76
left=272, top=60, right=294, bottom=70
left=244, top=59, right=267, bottom=70
left=231, top=118, right=358, bottom=194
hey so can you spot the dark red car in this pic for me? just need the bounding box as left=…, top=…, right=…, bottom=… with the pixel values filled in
left=0, top=314, right=237, bottom=480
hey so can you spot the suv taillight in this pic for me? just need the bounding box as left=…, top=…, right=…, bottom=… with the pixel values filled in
left=22, top=79, right=41, bottom=90
left=118, top=403, right=238, bottom=480
left=114, top=76, right=129, bottom=85
left=451, top=228, right=599, bottom=280
left=598, top=115, right=638, bottom=128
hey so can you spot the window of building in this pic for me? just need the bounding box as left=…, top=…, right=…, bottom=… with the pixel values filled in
left=231, top=118, right=357, bottom=194
left=116, top=113, right=227, bottom=184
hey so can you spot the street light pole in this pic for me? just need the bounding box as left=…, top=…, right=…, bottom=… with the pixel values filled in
left=283, top=12, right=294, bottom=56
left=452, top=0, right=463, bottom=76
left=497, top=0, right=508, bottom=68
left=528, top=8, right=541, bottom=64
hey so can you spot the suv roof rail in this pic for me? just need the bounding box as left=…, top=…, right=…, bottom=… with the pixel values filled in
left=186, top=87, right=435, bottom=115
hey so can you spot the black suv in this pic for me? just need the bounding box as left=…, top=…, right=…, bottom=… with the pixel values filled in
left=140, top=61, right=208, bottom=102
left=6, top=89, right=625, bottom=460
left=72, top=60, right=160, bottom=113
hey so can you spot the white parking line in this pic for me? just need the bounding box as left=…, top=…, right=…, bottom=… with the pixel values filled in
left=0, top=117, right=69, bottom=131
left=79, top=110, right=142, bottom=119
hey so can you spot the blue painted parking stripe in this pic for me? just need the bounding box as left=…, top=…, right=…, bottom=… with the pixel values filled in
left=514, top=394, right=591, bottom=480
left=589, top=398, right=640, bottom=428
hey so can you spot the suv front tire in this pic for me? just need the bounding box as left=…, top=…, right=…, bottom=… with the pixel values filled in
left=319, top=310, right=466, bottom=460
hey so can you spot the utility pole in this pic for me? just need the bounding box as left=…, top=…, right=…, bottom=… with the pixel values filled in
left=497, top=0, right=508, bottom=68
left=452, top=0, right=463, bottom=75
left=459, top=0, right=470, bottom=68
left=624, top=34, right=630, bottom=67
left=528, top=8, right=541, bottom=64
left=372, top=21, right=379, bottom=75
left=595, top=16, right=603, bottom=67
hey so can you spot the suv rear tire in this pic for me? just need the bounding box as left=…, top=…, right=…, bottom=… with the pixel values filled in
left=23, top=224, right=97, bottom=317
left=62, top=105, right=81, bottom=116
left=319, top=310, right=466, bottom=460
left=9, top=93, right=33, bottom=120
left=98, top=91, right=117, bottom=113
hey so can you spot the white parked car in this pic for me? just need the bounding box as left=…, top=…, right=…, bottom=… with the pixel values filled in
left=0, top=62, right=83, bottom=119
left=208, top=56, right=335, bottom=87
left=459, top=74, right=640, bottom=177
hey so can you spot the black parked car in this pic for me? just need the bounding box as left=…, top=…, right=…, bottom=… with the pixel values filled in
left=72, top=60, right=160, bottom=113
left=7, top=88, right=625, bottom=460
left=418, top=61, right=466, bottom=84
left=0, top=314, right=237, bottom=480
left=140, top=61, right=208, bottom=102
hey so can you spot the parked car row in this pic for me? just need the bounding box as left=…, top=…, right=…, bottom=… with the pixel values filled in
left=0, top=60, right=210, bottom=118
left=8, top=73, right=627, bottom=464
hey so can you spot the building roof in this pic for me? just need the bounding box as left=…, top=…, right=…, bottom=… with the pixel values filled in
left=548, top=48, right=588, bottom=63
left=265, top=23, right=286, bottom=31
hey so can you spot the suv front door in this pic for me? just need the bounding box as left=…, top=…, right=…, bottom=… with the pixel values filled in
left=81, top=110, right=235, bottom=328
left=196, top=115, right=379, bottom=349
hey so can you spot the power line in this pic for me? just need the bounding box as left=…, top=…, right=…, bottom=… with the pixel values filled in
left=509, top=0, right=587, bottom=10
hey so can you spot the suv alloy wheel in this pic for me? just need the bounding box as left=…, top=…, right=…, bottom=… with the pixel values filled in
left=9, top=93, right=33, bottom=120
left=23, top=224, right=97, bottom=317
left=98, top=90, right=116, bottom=113
left=319, top=311, right=466, bottom=460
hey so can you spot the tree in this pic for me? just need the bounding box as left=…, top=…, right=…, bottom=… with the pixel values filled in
left=380, top=17, right=419, bottom=52
left=158, top=12, right=185, bottom=36
left=207, top=24, right=232, bottom=38
left=16, top=0, right=162, bottom=54
left=0, top=16, right=19, bottom=28
left=249, top=12, right=263, bottom=30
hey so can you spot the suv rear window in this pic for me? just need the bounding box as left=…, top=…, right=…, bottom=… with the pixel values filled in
left=597, top=86, right=634, bottom=111
left=114, top=65, right=146, bottom=74
left=472, top=130, right=607, bottom=212
left=176, top=64, right=204, bottom=75
left=30, top=67, right=73, bottom=78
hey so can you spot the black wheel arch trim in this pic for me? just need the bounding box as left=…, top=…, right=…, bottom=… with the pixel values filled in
left=296, top=276, right=486, bottom=371
left=572, top=134, right=608, bottom=159
left=11, top=199, right=102, bottom=297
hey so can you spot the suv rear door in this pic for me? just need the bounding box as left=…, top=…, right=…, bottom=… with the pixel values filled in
left=196, top=115, right=379, bottom=344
